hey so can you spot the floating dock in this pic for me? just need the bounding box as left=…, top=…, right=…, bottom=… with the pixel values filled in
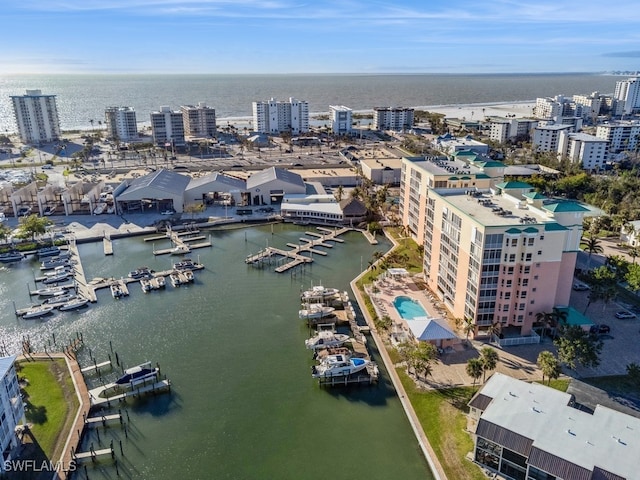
left=103, top=237, right=113, bottom=255
left=149, top=227, right=212, bottom=255
left=246, top=226, right=351, bottom=273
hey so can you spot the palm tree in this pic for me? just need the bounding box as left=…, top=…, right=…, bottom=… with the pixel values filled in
left=335, top=185, right=344, bottom=202
left=581, top=234, right=603, bottom=270
left=537, top=351, right=561, bottom=385
left=466, top=358, right=483, bottom=390
left=480, top=347, right=499, bottom=383
left=459, top=317, right=475, bottom=344
left=487, top=321, right=502, bottom=343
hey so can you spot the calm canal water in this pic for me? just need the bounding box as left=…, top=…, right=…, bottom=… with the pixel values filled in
left=0, top=224, right=433, bottom=480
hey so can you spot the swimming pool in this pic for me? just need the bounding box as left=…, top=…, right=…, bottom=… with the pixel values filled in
left=393, top=296, right=428, bottom=320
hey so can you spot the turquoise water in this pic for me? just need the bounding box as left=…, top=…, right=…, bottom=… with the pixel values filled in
left=393, top=296, right=428, bottom=320
left=0, top=224, right=434, bottom=480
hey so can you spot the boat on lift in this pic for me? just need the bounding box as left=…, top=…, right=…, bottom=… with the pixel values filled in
left=299, top=304, right=335, bottom=320
left=305, top=331, right=351, bottom=350
left=311, top=353, right=370, bottom=378
left=301, top=286, right=340, bottom=302
left=115, top=362, right=159, bottom=386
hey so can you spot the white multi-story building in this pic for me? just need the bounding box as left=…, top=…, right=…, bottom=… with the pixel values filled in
left=373, top=107, right=414, bottom=131
left=596, top=120, right=640, bottom=156
left=10, top=89, right=61, bottom=144
left=488, top=118, right=538, bottom=143
left=105, top=106, right=138, bottom=142
left=150, top=106, right=185, bottom=147
left=532, top=124, right=574, bottom=152
left=572, top=91, right=603, bottom=123
left=252, top=98, right=309, bottom=135
left=0, top=356, right=25, bottom=472
left=329, top=105, right=352, bottom=135
left=614, top=77, right=640, bottom=115
left=431, top=133, right=489, bottom=156
left=181, top=102, right=217, bottom=138
left=558, top=132, right=608, bottom=171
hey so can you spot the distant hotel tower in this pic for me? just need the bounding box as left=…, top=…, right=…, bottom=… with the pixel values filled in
left=150, top=106, right=185, bottom=147
left=373, top=107, right=414, bottom=131
left=252, top=98, right=309, bottom=134
left=105, top=106, right=138, bottom=142
left=10, top=89, right=61, bottom=144
left=614, top=77, right=640, bottom=115
left=330, top=105, right=353, bottom=135
left=181, top=102, right=217, bottom=139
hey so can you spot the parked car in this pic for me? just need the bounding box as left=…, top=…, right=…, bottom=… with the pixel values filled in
left=615, top=311, right=636, bottom=319
left=41, top=164, right=53, bottom=170
left=17, top=206, right=32, bottom=216
left=572, top=281, right=590, bottom=291
left=160, top=209, right=175, bottom=215
left=590, top=324, right=610, bottom=334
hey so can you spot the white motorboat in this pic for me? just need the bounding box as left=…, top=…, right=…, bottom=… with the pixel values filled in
left=0, top=251, right=25, bottom=263
left=32, top=285, right=74, bottom=297
left=305, top=331, right=351, bottom=350
left=173, top=258, right=196, bottom=270
left=22, top=305, right=55, bottom=319
left=170, top=271, right=183, bottom=287
left=299, top=304, right=335, bottom=320
left=58, top=297, right=89, bottom=311
left=115, top=362, right=159, bottom=386
left=183, top=270, right=194, bottom=282
left=170, top=245, right=191, bottom=255
left=43, top=265, right=71, bottom=277
left=42, top=293, right=77, bottom=307
left=111, top=283, right=124, bottom=299
left=140, top=278, right=152, bottom=293
left=43, top=271, right=72, bottom=284
left=128, top=266, right=153, bottom=279
left=154, top=276, right=166, bottom=289
left=93, top=203, right=106, bottom=215
left=311, top=354, right=370, bottom=378
left=41, top=258, right=72, bottom=270
left=301, top=286, right=340, bottom=301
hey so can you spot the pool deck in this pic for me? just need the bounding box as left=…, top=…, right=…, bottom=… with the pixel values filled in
left=366, top=273, right=546, bottom=388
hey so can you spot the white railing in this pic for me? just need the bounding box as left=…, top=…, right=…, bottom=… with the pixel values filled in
left=497, top=332, right=541, bottom=347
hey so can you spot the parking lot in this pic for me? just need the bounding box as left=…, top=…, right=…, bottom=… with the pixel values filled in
left=569, top=287, right=640, bottom=377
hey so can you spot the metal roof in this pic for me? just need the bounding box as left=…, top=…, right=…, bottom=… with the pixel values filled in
left=117, top=169, right=190, bottom=200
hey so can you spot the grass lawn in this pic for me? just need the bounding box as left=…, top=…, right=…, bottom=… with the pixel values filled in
left=18, top=359, right=78, bottom=461
left=398, top=369, right=486, bottom=480
left=539, top=378, right=570, bottom=392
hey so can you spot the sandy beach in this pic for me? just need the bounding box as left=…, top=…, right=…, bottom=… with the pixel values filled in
left=216, top=100, right=537, bottom=130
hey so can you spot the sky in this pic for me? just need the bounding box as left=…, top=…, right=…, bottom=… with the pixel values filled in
left=2, top=0, right=640, bottom=74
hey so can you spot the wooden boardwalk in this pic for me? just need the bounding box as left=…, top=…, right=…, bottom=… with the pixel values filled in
left=246, top=227, right=351, bottom=273
left=68, top=240, right=97, bottom=302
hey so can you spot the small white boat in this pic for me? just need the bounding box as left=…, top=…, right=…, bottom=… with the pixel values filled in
left=155, top=276, right=166, bottom=288
left=43, top=265, right=71, bottom=277
left=128, top=267, right=152, bottom=279
left=58, top=297, right=89, bottom=311
left=301, top=286, right=340, bottom=301
left=170, top=245, right=191, bottom=255
left=111, top=283, right=124, bottom=299
left=93, top=203, right=106, bottom=215
left=174, top=258, right=196, bottom=270
left=170, top=272, right=182, bottom=287
left=140, top=278, right=152, bottom=293
left=311, top=354, right=370, bottom=378
left=299, top=304, right=335, bottom=320
left=305, top=331, right=351, bottom=350
left=183, top=270, right=194, bottom=282
left=32, top=285, right=74, bottom=297
left=22, top=305, right=55, bottom=319
left=115, top=362, right=159, bottom=386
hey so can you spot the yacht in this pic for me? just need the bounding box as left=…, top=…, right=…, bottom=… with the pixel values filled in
left=22, top=305, right=55, bottom=319
left=155, top=276, right=166, bottom=289
left=42, top=271, right=72, bottom=284
left=183, top=270, right=194, bottom=282
left=115, top=362, right=159, bottom=386
left=58, top=297, right=89, bottom=311
left=0, top=251, right=25, bottom=263
left=32, top=285, right=74, bottom=297
left=43, top=265, right=71, bottom=277
left=37, top=246, right=61, bottom=258
left=169, top=271, right=182, bottom=287
left=41, top=258, right=72, bottom=270
left=299, top=304, right=335, bottom=320
left=301, top=286, right=340, bottom=302
left=128, top=267, right=153, bottom=279
left=41, top=293, right=77, bottom=307
left=311, top=354, right=370, bottom=378
left=305, top=331, right=351, bottom=350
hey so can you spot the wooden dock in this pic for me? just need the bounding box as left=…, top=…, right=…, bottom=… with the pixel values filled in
left=68, top=240, right=97, bottom=302
left=246, top=227, right=351, bottom=273
left=81, top=360, right=112, bottom=374
left=84, top=412, right=122, bottom=426
left=73, top=445, right=114, bottom=462
left=88, top=379, right=171, bottom=407
left=151, top=227, right=212, bottom=255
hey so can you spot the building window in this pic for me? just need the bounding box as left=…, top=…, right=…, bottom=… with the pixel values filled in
left=508, top=267, right=514, bottom=275
left=537, top=250, right=542, bottom=255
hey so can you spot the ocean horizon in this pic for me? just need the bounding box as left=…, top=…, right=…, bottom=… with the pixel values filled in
left=0, top=72, right=620, bottom=133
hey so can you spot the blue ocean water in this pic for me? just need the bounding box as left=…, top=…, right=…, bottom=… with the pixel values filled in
left=0, top=73, right=619, bottom=133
